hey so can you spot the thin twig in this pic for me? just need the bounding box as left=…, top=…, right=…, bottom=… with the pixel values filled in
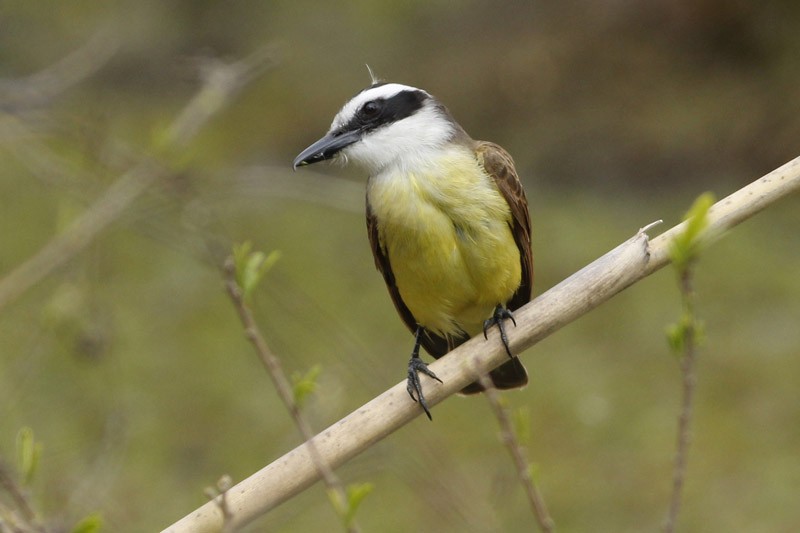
left=0, top=26, right=119, bottom=111
left=475, top=371, right=555, bottom=532
left=0, top=46, right=276, bottom=312
left=164, top=157, right=800, bottom=532
left=222, top=259, right=360, bottom=533
left=663, top=269, right=699, bottom=533
left=0, top=461, right=44, bottom=533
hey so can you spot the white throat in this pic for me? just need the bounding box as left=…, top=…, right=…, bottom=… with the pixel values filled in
left=342, top=103, right=456, bottom=174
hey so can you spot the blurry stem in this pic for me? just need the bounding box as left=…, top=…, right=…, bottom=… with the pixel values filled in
left=222, top=259, right=360, bottom=533
left=0, top=460, right=44, bottom=533
left=475, top=372, right=554, bottom=533
left=0, top=46, right=276, bottom=312
left=663, top=267, right=699, bottom=533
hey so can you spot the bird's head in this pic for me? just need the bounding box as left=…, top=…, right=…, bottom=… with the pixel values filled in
left=293, top=83, right=459, bottom=173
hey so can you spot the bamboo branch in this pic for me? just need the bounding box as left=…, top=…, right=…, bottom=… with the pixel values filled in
left=163, top=156, right=800, bottom=532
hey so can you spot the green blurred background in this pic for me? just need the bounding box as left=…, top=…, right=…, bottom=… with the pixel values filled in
left=1, top=1, right=799, bottom=531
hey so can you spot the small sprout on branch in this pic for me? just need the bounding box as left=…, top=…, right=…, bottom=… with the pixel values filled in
left=341, top=483, right=374, bottom=530
left=666, top=314, right=705, bottom=357
left=292, top=365, right=322, bottom=408
left=15, top=427, right=42, bottom=486
left=231, top=242, right=281, bottom=300
left=668, top=192, right=715, bottom=274
left=327, top=482, right=373, bottom=529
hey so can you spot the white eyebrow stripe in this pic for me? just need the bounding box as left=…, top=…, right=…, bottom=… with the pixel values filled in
left=359, top=83, right=423, bottom=101
left=330, top=84, right=429, bottom=132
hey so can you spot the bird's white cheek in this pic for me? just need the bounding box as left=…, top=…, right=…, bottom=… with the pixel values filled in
left=342, top=137, right=394, bottom=172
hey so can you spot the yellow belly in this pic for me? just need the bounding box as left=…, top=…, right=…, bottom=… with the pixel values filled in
left=367, top=149, right=521, bottom=338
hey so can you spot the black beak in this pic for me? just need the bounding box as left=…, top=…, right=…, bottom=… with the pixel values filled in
left=292, top=129, right=361, bottom=170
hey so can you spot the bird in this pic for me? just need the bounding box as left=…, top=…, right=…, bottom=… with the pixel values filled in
left=293, top=80, right=532, bottom=419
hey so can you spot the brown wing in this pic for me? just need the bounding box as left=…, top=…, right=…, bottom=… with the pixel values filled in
left=475, top=141, right=534, bottom=312
left=366, top=200, right=451, bottom=357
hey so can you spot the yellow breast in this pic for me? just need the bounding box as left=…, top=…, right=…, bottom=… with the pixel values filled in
left=367, top=147, right=521, bottom=338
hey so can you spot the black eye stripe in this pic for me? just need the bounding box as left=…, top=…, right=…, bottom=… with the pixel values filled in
left=339, top=89, right=429, bottom=134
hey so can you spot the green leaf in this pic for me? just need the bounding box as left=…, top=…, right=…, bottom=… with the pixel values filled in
left=326, top=487, right=346, bottom=516
left=231, top=242, right=281, bottom=299
left=665, top=322, right=685, bottom=355
left=343, top=483, right=374, bottom=527
left=669, top=192, right=715, bottom=272
left=232, top=241, right=252, bottom=267
left=292, top=365, right=322, bottom=408
left=70, top=513, right=103, bottom=533
left=666, top=310, right=704, bottom=356
left=16, top=427, right=42, bottom=486
left=683, top=192, right=714, bottom=239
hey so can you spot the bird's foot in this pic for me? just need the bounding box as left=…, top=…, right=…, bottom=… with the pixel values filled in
left=483, top=305, right=517, bottom=359
left=407, top=356, right=442, bottom=421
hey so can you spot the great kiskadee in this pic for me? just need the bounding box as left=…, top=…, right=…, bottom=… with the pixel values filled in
left=293, top=81, right=532, bottom=419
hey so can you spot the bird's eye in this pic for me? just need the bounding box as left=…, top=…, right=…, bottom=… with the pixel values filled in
left=360, top=100, right=382, bottom=119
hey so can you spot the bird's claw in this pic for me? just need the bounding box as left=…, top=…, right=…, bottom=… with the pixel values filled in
left=407, top=356, right=442, bottom=420
left=483, top=305, right=517, bottom=358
